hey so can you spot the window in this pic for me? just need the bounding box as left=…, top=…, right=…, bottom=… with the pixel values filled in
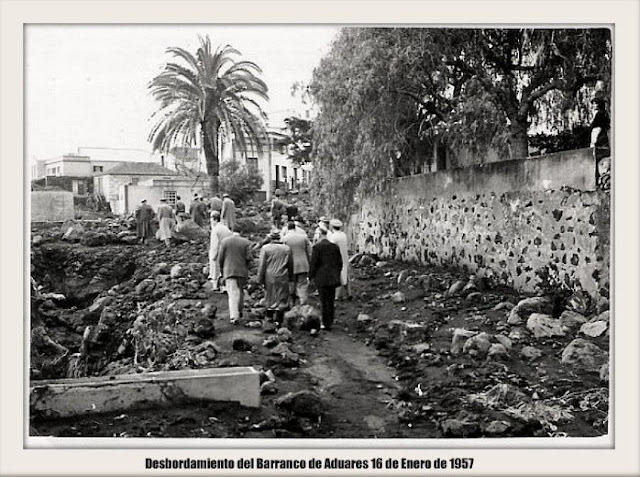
left=130, top=177, right=139, bottom=185
left=77, top=181, right=86, bottom=196
left=246, top=157, right=258, bottom=170
left=95, top=177, right=103, bottom=194
left=93, top=165, right=103, bottom=173
left=163, top=190, right=177, bottom=206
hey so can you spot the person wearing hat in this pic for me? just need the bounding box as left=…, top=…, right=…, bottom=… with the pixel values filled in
left=209, top=193, right=223, bottom=214
left=285, top=198, right=299, bottom=222
left=221, top=193, right=236, bottom=231
left=309, top=225, right=342, bottom=330
left=208, top=210, right=232, bottom=291
left=156, top=197, right=175, bottom=247
left=218, top=224, right=252, bottom=324
left=270, top=194, right=285, bottom=226
left=329, top=218, right=351, bottom=299
left=313, top=216, right=331, bottom=244
left=590, top=97, right=610, bottom=159
left=282, top=221, right=312, bottom=306
left=258, top=230, right=293, bottom=325
left=135, top=198, right=155, bottom=245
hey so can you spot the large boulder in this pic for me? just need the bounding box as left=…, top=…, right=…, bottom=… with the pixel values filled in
left=275, top=391, right=324, bottom=419
left=462, top=332, right=492, bottom=357
left=507, top=297, right=553, bottom=325
left=559, top=310, right=587, bottom=329
left=521, top=346, right=543, bottom=361
left=579, top=321, right=608, bottom=338
left=561, top=338, right=608, bottom=372
left=451, top=328, right=477, bottom=354
left=526, top=313, right=565, bottom=338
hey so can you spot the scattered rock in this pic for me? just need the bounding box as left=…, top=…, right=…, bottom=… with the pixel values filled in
left=170, top=264, right=184, bottom=279
left=135, top=279, right=155, bottom=295
left=375, top=261, right=388, bottom=268
left=277, top=327, right=292, bottom=342
left=559, top=310, right=587, bottom=329
left=391, top=291, right=406, bottom=303
left=599, top=363, right=609, bottom=382
left=232, top=337, right=254, bottom=352
left=579, top=321, right=608, bottom=338
left=484, top=420, right=512, bottom=436
left=262, top=335, right=279, bottom=348
left=507, top=297, right=553, bottom=325
left=411, top=343, right=430, bottom=354
left=359, top=255, right=376, bottom=266
left=201, top=304, right=217, bottom=319
left=275, top=391, right=324, bottom=419
left=462, top=332, right=492, bottom=357
left=349, top=253, right=363, bottom=264
left=466, top=291, right=482, bottom=301
left=260, top=380, right=278, bottom=395
left=245, top=320, right=262, bottom=329
left=592, top=310, right=610, bottom=323
left=451, top=328, right=477, bottom=354
left=494, top=301, right=515, bottom=311
left=495, top=335, right=513, bottom=350
left=87, top=296, right=111, bottom=315
left=262, top=321, right=277, bottom=333
left=388, top=320, right=428, bottom=341
left=508, top=327, right=526, bottom=341
left=397, top=270, right=409, bottom=284
left=488, top=343, right=509, bottom=359
left=32, top=235, right=44, bottom=246
left=561, top=338, right=608, bottom=372
left=192, top=318, right=215, bottom=338
left=526, top=313, right=565, bottom=338
left=356, top=313, right=374, bottom=323
left=520, top=346, right=543, bottom=361
left=566, top=291, right=591, bottom=315
left=447, top=280, right=466, bottom=296
left=440, top=417, right=480, bottom=437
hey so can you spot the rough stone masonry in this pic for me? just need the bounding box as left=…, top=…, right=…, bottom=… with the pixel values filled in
left=349, top=182, right=610, bottom=303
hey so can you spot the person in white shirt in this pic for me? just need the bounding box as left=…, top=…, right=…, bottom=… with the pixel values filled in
left=328, top=219, right=351, bottom=299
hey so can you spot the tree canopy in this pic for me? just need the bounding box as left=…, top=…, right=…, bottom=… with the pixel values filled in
left=309, top=27, right=611, bottom=216
left=148, top=36, right=269, bottom=193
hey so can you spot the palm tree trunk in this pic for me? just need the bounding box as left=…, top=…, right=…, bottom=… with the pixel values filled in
left=201, top=121, right=219, bottom=195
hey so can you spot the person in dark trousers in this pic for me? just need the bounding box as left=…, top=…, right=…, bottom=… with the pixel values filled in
left=218, top=224, right=252, bottom=324
left=135, top=199, right=155, bottom=244
left=309, top=226, right=343, bottom=331
left=175, top=195, right=186, bottom=218
left=285, top=198, right=299, bottom=222
left=590, top=97, right=610, bottom=160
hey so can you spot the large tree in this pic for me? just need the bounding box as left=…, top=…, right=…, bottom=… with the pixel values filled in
left=310, top=27, right=611, bottom=216
left=148, top=36, right=269, bottom=193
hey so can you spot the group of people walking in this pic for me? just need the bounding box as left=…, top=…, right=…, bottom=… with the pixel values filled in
left=134, top=192, right=236, bottom=246
left=210, top=208, right=350, bottom=331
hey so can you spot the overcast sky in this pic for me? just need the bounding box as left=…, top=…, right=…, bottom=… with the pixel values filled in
left=25, top=25, right=339, bottom=161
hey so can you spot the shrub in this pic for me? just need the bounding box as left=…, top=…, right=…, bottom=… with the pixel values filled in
left=219, top=159, right=264, bottom=205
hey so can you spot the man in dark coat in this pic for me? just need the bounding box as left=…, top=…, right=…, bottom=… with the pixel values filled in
left=135, top=199, right=155, bottom=244
left=218, top=224, right=252, bottom=324
left=309, top=226, right=343, bottom=330
left=258, top=230, right=293, bottom=324
left=175, top=195, right=186, bottom=218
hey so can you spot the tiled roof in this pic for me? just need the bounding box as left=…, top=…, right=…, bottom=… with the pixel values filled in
left=100, top=162, right=178, bottom=176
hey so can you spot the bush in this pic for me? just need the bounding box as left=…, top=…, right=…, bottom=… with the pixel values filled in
left=219, top=159, right=264, bottom=205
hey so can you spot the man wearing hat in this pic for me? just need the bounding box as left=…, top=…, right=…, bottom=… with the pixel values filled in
left=313, top=216, right=331, bottom=244
left=135, top=198, right=155, bottom=245
left=258, top=230, right=293, bottom=325
left=329, top=218, right=351, bottom=299
left=282, top=221, right=312, bottom=306
left=218, top=224, right=252, bottom=324
left=156, top=197, right=175, bottom=247
left=208, top=210, right=232, bottom=291
left=309, top=225, right=342, bottom=330
left=221, top=193, right=236, bottom=231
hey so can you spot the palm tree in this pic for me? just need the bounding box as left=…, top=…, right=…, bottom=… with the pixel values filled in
left=148, top=35, right=269, bottom=193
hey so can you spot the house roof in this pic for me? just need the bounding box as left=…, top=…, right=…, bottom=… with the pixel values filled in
left=98, top=162, right=178, bottom=176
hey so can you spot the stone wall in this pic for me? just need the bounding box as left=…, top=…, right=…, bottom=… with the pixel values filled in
left=348, top=149, right=610, bottom=300
left=31, top=191, right=75, bottom=222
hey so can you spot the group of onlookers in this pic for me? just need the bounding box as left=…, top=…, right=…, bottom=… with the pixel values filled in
left=134, top=192, right=236, bottom=246
left=211, top=207, right=350, bottom=330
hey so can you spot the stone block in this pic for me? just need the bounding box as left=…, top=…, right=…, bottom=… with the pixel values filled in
left=30, top=367, right=260, bottom=418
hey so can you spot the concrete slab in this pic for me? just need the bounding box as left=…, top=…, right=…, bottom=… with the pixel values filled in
left=30, top=367, right=260, bottom=418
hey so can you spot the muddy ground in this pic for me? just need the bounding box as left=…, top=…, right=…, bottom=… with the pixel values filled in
left=29, top=197, right=610, bottom=439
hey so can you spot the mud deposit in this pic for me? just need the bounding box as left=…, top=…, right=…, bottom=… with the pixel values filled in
left=30, top=202, right=610, bottom=439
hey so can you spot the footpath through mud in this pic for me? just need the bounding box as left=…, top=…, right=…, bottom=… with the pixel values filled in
left=29, top=200, right=610, bottom=439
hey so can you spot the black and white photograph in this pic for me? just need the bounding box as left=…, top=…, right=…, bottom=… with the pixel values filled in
left=1, top=0, right=639, bottom=476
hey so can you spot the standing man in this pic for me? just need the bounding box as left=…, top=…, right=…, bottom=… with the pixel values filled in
left=135, top=199, right=155, bottom=245
left=258, top=231, right=293, bottom=325
left=282, top=221, right=312, bottom=306
left=221, top=193, right=237, bottom=231
left=309, top=226, right=342, bottom=331
left=313, top=216, right=331, bottom=244
left=156, top=197, right=175, bottom=247
left=208, top=211, right=232, bottom=291
left=189, top=193, right=200, bottom=222
left=590, top=98, right=610, bottom=158
left=209, top=193, right=223, bottom=215
left=218, top=225, right=252, bottom=324
left=175, top=195, right=186, bottom=219
left=329, top=219, right=351, bottom=299
left=270, top=193, right=285, bottom=226
left=285, top=198, right=299, bottom=222
left=194, top=197, right=208, bottom=227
